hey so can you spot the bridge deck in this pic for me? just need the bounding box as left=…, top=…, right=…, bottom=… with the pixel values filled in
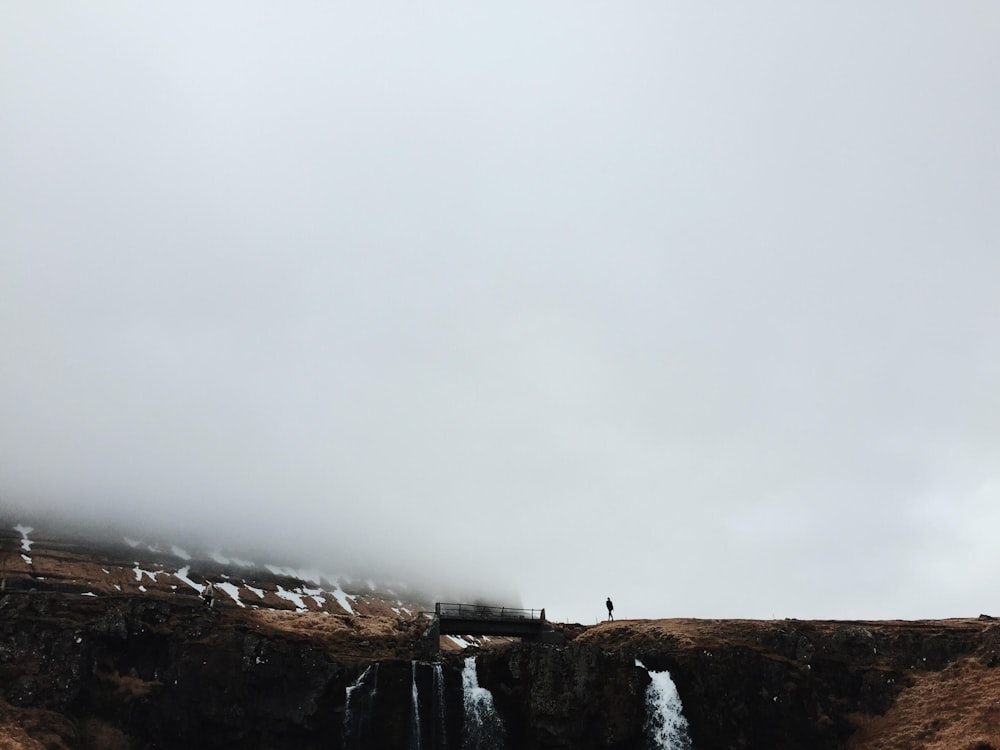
left=433, top=602, right=556, bottom=640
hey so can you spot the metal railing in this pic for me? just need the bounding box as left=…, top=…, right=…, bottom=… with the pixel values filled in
left=435, top=602, right=545, bottom=621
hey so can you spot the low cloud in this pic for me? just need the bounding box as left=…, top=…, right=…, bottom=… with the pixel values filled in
left=2, top=4, right=999, bottom=621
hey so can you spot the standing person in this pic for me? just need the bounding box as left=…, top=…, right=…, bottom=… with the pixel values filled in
left=606, top=597, right=614, bottom=621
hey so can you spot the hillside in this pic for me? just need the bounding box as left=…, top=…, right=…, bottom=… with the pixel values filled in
left=1, top=519, right=436, bottom=655
left=575, top=618, right=1000, bottom=750
left=2, top=518, right=999, bottom=749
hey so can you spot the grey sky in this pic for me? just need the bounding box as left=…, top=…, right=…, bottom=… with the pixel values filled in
left=2, top=3, right=998, bottom=622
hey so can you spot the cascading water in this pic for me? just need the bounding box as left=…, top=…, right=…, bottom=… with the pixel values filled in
left=432, top=662, right=447, bottom=749
left=411, top=661, right=422, bottom=750
left=407, top=661, right=448, bottom=750
left=461, top=656, right=504, bottom=750
left=343, top=664, right=379, bottom=750
left=636, top=660, right=693, bottom=750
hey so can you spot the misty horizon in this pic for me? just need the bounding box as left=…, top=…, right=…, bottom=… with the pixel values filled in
left=2, top=4, right=998, bottom=624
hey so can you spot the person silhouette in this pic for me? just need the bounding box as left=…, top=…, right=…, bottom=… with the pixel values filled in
left=606, top=597, right=614, bottom=621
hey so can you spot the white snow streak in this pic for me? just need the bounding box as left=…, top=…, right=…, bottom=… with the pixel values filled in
left=215, top=581, right=245, bottom=607
left=275, top=585, right=307, bottom=610
left=330, top=584, right=356, bottom=614
left=173, top=566, right=203, bottom=592
left=133, top=564, right=159, bottom=582
left=302, top=587, right=326, bottom=607
left=14, top=525, right=33, bottom=552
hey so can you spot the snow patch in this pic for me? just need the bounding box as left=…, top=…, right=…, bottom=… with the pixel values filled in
left=21, top=555, right=32, bottom=565
left=245, top=585, right=265, bottom=599
left=123, top=537, right=141, bottom=548
left=82, top=592, right=97, bottom=597
left=173, top=566, right=203, bottom=592
left=329, top=583, right=356, bottom=614
left=209, top=551, right=230, bottom=565
left=14, top=525, right=33, bottom=552
left=302, top=587, right=326, bottom=607
left=275, top=585, right=307, bottom=611
left=215, top=582, right=245, bottom=607
left=170, top=545, right=191, bottom=560
left=446, top=635, right=471, bottom=649
left=133, top=564, right=159, bottom=582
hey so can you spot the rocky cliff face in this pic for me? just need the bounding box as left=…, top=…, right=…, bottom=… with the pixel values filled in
left=576, top=617, right=1000, bottom=749
left=3, top=521, right=1000, bottom=749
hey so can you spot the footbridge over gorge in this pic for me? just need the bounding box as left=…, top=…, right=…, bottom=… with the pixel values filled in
left=424, top=602, right=565, bottom=651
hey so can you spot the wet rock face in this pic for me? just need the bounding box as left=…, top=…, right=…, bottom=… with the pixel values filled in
left=0, top=588, right=652, bottom=750
left=663, top=645, right=871, bottom=749
left=0, top=592, right=353, bottom=749
left=3, top=554, right=999, bottom=750
left=2, top=593, right=994, bottom=750
left=633, top=619, right=990, bottom=750
left=475, top=643, right=648, bottom=749
left=0, top=593, right=90, bottom=710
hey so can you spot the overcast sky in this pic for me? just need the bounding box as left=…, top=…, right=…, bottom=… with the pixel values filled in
left=2, top=3, right=998, bottom=622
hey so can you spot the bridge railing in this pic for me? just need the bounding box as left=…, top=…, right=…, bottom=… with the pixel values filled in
left=435, top=602, right=545, bottom=621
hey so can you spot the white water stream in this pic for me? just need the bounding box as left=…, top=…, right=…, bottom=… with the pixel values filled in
left=433, top=662, right=447, bottom=749
left=343, top=664, right=379, bottom=750
left=411, top=661, right=422, bottom=750
left=636, top=660, right=693, bottom=750
left=461, top=656, right=504, bottom=750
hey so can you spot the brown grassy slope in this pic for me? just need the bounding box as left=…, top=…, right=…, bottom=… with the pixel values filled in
left=9, top=523, right=1000, bottom=749
left=576, top=617, right=1000, bottom=750
left=847, top=654, right=1000, bottom=750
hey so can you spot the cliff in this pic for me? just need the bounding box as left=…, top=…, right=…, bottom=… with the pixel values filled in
left=2, top=521, right=999, bottom=749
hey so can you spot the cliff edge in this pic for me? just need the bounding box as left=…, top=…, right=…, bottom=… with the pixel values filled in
left=2, top=520, right=999, bottom=749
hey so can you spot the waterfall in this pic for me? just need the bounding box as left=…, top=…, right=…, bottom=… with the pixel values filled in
left=411, top=661, right=422, bottom=750
left=409, top=661, right=447, bottom=750
left=432, top=662, right=447, bottom=750
left=461, top=656, right=504, bottom=750
left=636, top=660, right=693, bottom=750
left=343, top=664, right=379, bottom=750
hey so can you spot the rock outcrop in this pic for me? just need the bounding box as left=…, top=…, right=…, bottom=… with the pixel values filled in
left=3, top=521, right=1000, bottom=749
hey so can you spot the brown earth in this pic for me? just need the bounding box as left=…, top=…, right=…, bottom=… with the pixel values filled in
left=846, top=652, right=1000, bottom=750
left=574, top=617, right=1000, bottom=750
left=3, top=519, right=1000, bottom=748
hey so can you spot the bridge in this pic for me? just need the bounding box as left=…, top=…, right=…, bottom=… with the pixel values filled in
left=422, top=602, right=565, bottom=653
